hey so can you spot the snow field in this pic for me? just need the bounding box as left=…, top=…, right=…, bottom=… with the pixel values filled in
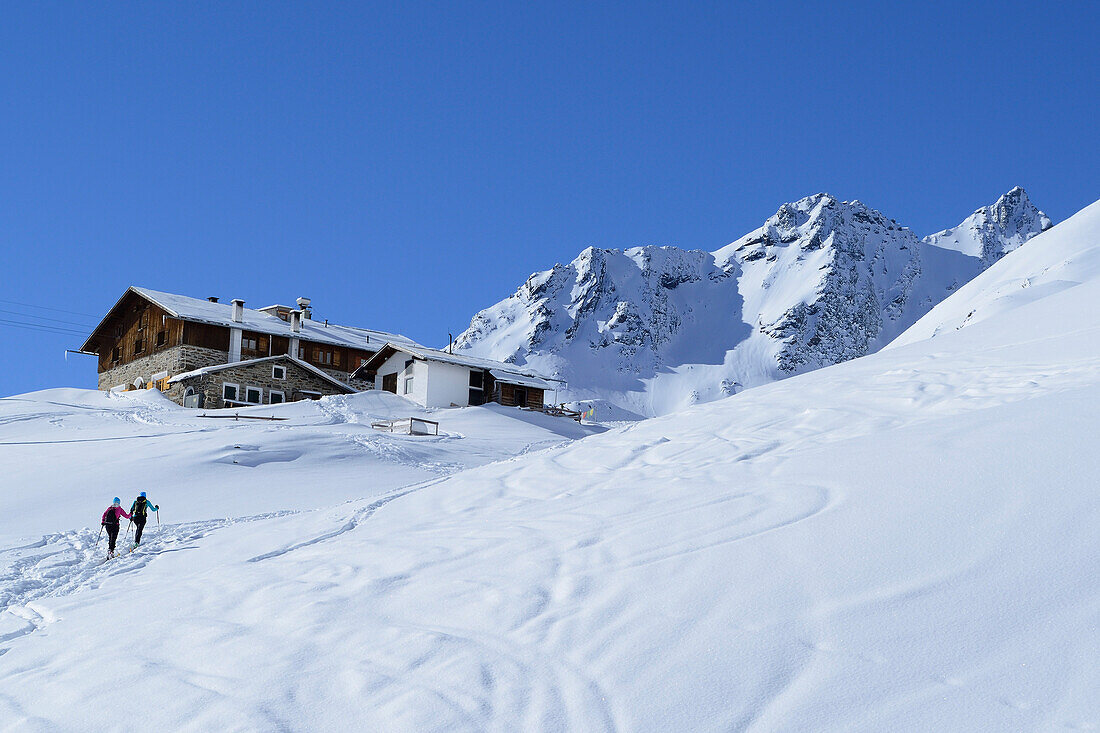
left=0, top=389, right=597, bottom=541
left=0, top=198, right=1097, bottom=731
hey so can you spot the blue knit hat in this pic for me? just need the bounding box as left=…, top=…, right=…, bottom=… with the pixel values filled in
left=113, top=497, right=120, bottom=505
left=140, top=491, right=147, bottom=498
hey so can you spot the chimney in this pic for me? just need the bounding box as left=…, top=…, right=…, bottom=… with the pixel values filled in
left=290, top=310, right=301, bottom=333
left=231, top=299, right=245, bottom=323
left=296, top=297, right=312, bottom=320
left=207, top=296, right=219, bottom=303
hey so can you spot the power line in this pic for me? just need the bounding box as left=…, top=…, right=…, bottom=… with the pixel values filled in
left=0, top=318, right=89, bottom=337
left=0, top=298, right=98, bottom=319
left=0, top=307, right=95, bottom=328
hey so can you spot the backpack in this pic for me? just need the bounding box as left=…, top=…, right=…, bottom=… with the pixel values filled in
left=104, top=507, right=119, bottom=526
left=133, top=496, right=147, bottom=519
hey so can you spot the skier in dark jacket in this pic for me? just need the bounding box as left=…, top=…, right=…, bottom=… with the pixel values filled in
left=101, top=498, right=131, bottom=558
left=129, top=491, right=159, bottom=546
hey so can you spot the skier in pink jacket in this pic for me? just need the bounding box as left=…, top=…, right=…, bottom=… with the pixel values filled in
left=101, top=497, right=131, bottom=558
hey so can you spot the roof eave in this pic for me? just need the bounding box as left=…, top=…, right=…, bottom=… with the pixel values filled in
left=355, top=343, right=408, bottom=375
left=80, top=286, right=176, bottom=353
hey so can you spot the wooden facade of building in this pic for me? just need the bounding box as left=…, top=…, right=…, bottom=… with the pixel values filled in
left=81, top=287, right=401, bottom=406
left=495, top=380, right=545, bottom=409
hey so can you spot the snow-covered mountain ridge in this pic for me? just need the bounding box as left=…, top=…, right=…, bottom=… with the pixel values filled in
left=455, top=188, right=1052, bottom=416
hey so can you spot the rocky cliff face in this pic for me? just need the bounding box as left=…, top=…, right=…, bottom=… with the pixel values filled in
left=455, top=189, right=1050, bottom=417
left=456, top=246, right=750, bottom=405
left=922, top=186, right=1052, bottom=266
left=711, top=193, right=979, bottom=374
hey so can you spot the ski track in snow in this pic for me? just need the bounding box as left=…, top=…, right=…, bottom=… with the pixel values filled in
left=0, top=512, right=294, bottom=650
left=246, top=478, right=450, bottom=564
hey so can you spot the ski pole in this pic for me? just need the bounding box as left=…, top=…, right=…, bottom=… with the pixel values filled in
left=96, top=524, right=104, bottom=547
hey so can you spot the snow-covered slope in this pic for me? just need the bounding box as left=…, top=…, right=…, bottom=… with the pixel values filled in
left=455, top=245, right=752, bottom=416
left=921, top=186, right=1052, bottom=265
left=457, top=192, right=1041, bottom=416
left=1, top=198, right=1098, bottom=731
left=0, top=389, right=596, bottom=542
left=892, top=196, right=1098, bottom=348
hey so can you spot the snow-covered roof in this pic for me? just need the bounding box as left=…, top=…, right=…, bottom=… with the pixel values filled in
left=355, top=342, right=562, bottom=385
left=83, top=287, right=420, bottom=353
left=488, top=369, right=554, bottom=390
left=167, top=354, right=355, bottom=392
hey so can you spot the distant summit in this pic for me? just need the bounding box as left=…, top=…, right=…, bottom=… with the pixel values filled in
left=455, top=189, right=1053, bottom=416
left=922, top=186, right=1052, bottom=266
left=710, top=192, right=972, bottom=375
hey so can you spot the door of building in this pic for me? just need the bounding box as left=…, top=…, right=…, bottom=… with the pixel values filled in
left=382, top=373, right=397, bottom=394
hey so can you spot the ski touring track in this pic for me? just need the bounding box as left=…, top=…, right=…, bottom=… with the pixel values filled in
left=0, top=512, right=294, bottom=651
left=0, top=472, right=460, bottom=653
left=246, top=477, right=452, bottom=564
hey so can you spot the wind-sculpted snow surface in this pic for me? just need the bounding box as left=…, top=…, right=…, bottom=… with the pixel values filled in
left=0, top=201, right=1097, bottom=731
left=455, top=190, right=1048, bottom=416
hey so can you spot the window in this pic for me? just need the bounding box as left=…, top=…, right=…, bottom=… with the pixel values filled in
left=404, top=377, right=414, bottom=395
left=468, top=370, right=484, bottom=406
left=298, top=347, right=305, bottom=359
left=245, top=386, right=262, bottom=404
left=222, top=383, right=239, bottom=402
left=269, top=390, right=285, bottom=405
left=111, top=347, right=120, bottom=363
left=156, top=330, right=167, bottom=347
left=312, top=348, right=333, bottom=365
left=134, top=338, right=144, bottom=354
left=243, top=337, right=259, bottom=351
left=272, top=365, right=286, bottom=380
left=138, top=311, right=148, bottom=331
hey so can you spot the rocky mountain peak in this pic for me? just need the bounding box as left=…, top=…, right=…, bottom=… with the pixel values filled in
left=923, top=187, right=1052, bottom=265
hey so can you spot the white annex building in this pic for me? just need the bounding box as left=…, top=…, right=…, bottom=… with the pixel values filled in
left=353, top=343, right=560, bottom=409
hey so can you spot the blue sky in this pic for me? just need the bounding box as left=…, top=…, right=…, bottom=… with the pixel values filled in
left=1, top=1, right=1097, bottom=397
